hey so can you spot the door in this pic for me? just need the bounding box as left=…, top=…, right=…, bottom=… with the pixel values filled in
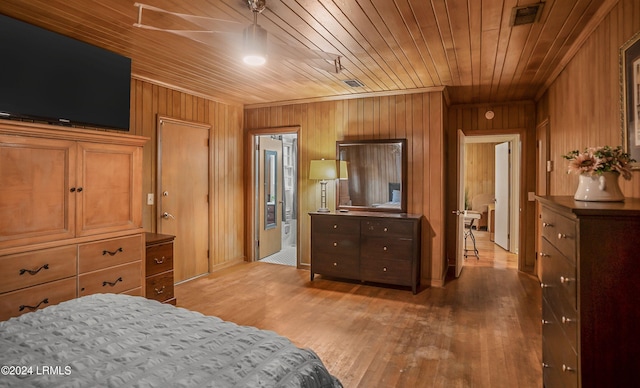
left=158, top=118, right=210, bottom=282
left=494, top=142, right=510, bottom=250
left=258, top=136, right=282, bottom=259
left=454, top=130, right=467, bottom=277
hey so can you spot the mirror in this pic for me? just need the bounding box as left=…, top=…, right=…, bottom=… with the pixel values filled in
left=264, top=150, right=277, bottom=229
left=336, top=139, right=407, bottom=213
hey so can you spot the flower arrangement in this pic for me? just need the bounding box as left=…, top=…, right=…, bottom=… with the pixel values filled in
left=563, top=145, right=635, bottom=180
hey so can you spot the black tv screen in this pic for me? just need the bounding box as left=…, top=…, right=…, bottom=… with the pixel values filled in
left=0, top=14, right=131, bottom=131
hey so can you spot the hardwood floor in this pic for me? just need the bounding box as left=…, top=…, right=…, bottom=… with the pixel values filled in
left=175, top=250, right=542, bottom=387
left=462, top=228, right=518, bottom=269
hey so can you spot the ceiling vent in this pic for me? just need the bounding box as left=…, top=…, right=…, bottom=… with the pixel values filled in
left=343, top=79, right=365, bottom=88
left=510, top=4, right=543, bottom=26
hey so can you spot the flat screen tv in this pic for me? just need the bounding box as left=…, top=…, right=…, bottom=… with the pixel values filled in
left=0, top=14, right=131, bottom=131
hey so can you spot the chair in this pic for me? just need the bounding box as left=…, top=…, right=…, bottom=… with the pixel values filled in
left=471, top=193, right=494, bottom=230
left=463, top=211, right=481, bottom=259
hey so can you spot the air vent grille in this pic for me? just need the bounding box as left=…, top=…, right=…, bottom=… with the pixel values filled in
left=343, top=79, right=365, bottom=88
left=510, top=4, right=543, bottom=26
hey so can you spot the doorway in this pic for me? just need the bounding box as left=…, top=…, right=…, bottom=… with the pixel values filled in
left=253, top=133, right=298, bottom=267
left=456, top=132, right=521, bottom=276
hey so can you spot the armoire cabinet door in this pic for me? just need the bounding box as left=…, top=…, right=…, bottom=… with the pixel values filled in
left=0, top=135, right=76, bottom=249
left=76, top=142, right=142, bottom=236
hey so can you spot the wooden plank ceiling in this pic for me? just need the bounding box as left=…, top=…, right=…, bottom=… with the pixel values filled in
left=0, top=0, right=609, bottom=106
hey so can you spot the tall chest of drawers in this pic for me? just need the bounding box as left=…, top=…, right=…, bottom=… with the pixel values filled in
left=310, top=212, right=422, bottom=293
left=145, top=233, right=176, bottom=305
left=536, top=196, right=640, bottom=387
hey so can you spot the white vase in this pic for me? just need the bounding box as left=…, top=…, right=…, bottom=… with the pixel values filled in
left=574, top=172, right=624, bottom=202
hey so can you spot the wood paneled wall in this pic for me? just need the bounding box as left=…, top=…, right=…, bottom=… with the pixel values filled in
left=446, top=102, right=537, bottom=271
left=465, top=143, right=498, bottom=207
left=244, top=92, right=447, bottom=287
left=537, top=0, right=640, bottom=198
left=130, top=78, right=246, bottom=269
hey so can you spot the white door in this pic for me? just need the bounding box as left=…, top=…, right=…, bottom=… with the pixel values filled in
left=455, top=130, right=467, bottom=277
left=494, top=142, right=510, bottom=250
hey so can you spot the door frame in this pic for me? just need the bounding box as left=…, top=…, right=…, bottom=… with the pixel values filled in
left=456, top=129, right=525, bottom=274
left=245, top=126, right=300, bottom=265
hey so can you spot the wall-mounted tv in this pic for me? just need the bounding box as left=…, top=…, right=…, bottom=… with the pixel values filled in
left=0, top=14, right=131, bottom=131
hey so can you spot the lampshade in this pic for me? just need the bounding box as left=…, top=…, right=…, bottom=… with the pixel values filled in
left=309, top=159, right=337, bottom=180
left=339, top=161, right=348, bottom=179
left=243, top=23, right=267, bottom=66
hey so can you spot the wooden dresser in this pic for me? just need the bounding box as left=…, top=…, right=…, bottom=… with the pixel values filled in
left=310, top=212, right=422, bottom=293
left=0, top=120, right=147, bottom=321
left=145, top=233, right=176, bottom=305
left=536, top=196, right=640, bottom=387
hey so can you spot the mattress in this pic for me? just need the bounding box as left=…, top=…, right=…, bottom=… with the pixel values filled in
left=0, top=294, right=342, bottom=388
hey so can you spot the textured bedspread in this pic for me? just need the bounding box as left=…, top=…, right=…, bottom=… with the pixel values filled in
left=0, top=294, right=342, bottom=388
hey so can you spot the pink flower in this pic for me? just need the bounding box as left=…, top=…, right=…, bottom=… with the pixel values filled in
left=567, top=153, right=597, bottom=174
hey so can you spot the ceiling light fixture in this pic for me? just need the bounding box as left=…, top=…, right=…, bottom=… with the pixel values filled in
left=243, top=0, right=267, bottom=66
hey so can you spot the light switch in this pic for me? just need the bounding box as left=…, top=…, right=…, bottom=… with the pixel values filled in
left=147, top=193, right=154, bottom=205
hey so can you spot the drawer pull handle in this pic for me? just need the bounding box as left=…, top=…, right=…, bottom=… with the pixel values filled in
left=333, top=262, right=338, bottom=266
left=541, top=319, right=550, bottom=325
left=333, top=242, right=338, bottom=247
left=539, top=252, right=549, bottom=257
left=154, top=286, right=166, bottom=295
left=542, top=222, right=553, bottom=227
left=540, top=283, right=550, bottom=288
left=103, top=277, right=123, bottom=287
left=557, top=233, right=567, bottom=239
left=19, top=264, right=49, bottom=276
left=383, top=246, right=388, bottom=251
left=560, top=276, right=575, bottom=284
left=542, top=363, right=550, bottom=369
left=383, top=267, right=387, bottom=272
left=103, top=248, right=124, bottom=256
left=154, top=256, right=165, bottom=264
left=561, top=316, right=575, bottom=324
left=383, top=227, right=388, bottom=232
left=19, top=298, right=49, bottom=312
left=333, top=224, right=337, bottom=229
left=562, top=364, right=575, bottom=373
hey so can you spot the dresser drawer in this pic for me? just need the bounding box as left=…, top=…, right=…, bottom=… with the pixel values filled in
left=0, top=277, right=76, bottom=321
left=145, top=243, right=173, bottom=277
left=312, top=233, right=359, bottom=257
left=78, top=261, right=141, bottom=296
left=360, top=257, right=412, bottom=286
left=79, top=235, right=143, bottom=273
left=312, top=253, right=359, bottom=279
left=541, top=239, right=577, bottom=314
left=540, top=209, right=576, bottom=264
left=145, top=271, right=175, bottom=303
left=312, top=216, right=360, bottom=235
left=542, top=300, right=578, bottom=388
left=362, top=219, right=415, bottom=238
left=361, top=236, right=413, bottom=261
left=0, top=245, right=76, bottom=293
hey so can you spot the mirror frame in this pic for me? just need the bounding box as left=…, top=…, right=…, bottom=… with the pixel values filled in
left=336, top=138, right=407, bottom=213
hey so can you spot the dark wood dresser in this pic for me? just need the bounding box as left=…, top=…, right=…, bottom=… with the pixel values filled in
left=144, top=233, right=176, bottom=305
left=310, top=212, right=422, bottom=293
left=536, top=196, right=640, bottom=387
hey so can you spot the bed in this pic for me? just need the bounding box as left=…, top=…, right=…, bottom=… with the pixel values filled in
left=0, top=293, right=342, bottom=387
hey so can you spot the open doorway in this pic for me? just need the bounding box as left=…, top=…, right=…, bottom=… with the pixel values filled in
left=456, top=133, right=520, bottom=275
left=253, top=133, right=298, bottom=267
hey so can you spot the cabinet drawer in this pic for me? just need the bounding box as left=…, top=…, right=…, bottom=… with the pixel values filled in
left=542, top=300, right=578, bottom=388
left=312, top=254, right=359, bottom=279
left=361, top=237, right=413, bottom=261
left=79, top=235, right=142, bottom=273
left=312, top=216, right=360, bottom=235
left=78, top=261, right=141, bottom=296
left=540, top=209, right=576, bottom=264
left=145, top=243, right=173, bottom=277
left=0, top=277, right=76, bottom=321
left=312, top=234, right=359, bottom=257
left=0, top=245, right=76, bottom=293
left=361, top=257, right=412, bottom=286
left=362, top=219, right=415, bottom=238
left=146, top=271, right=175, bottom=303
left=541, top=239, right=577, bottom=314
